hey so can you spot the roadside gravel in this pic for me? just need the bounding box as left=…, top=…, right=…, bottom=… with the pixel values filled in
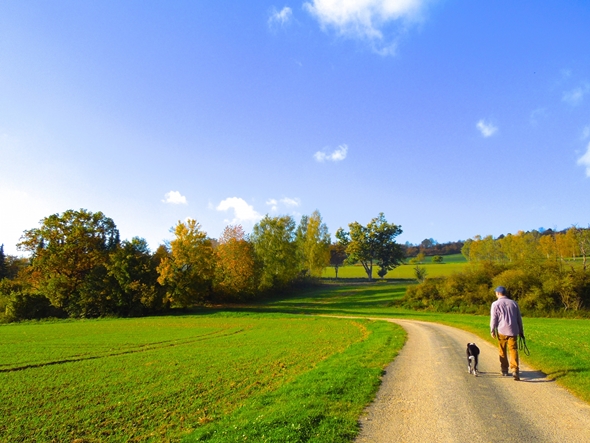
left=355, top=319, right=590, bottom=443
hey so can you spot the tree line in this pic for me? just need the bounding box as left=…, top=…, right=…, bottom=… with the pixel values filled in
left=404, top=227, right=590, bottom=315
left=0, top=209, right=404, bottom=321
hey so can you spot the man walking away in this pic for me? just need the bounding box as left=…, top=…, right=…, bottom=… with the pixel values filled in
left=490, top=286, right=524, bottom=381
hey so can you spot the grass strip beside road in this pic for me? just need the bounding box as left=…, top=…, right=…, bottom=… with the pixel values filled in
left=185, top=319, right=405, bottom=442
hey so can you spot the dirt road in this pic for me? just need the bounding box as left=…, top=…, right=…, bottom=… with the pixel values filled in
left=356, top=319, right=590, bottom=443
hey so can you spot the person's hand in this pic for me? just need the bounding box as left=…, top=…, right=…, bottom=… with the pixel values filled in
left=491, top=331, right=496, bottom=339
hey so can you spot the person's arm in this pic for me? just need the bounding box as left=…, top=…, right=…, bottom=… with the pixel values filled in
left=490, top=302, right=498, bottom=338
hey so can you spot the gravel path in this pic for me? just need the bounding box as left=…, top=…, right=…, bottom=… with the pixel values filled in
left=356, top=319, right=590, bottom=443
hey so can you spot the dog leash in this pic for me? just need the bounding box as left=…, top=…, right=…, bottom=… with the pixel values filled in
left=518, top=335, right=530, bottom=356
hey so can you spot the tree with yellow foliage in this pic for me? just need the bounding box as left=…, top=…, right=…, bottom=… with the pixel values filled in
left=157, top=219, right=215, bottom=307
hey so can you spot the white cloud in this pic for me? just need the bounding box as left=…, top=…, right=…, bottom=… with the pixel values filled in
left=314, top=144, right=348, bottom=162
left=563, top=83, right=590, bottom=106
left=266, top=197, right=301, bottom=213
left=268, top=6, right=293, bottom=28
left=280, top=197, right=301, bottom=207
left=162, top=191, right=187, bottom=205
left=578, top=142, right=590, bottom=177
left=582, top=125, right=590, bottom=140
left=476, top=119, right=498, bottom=138
left=304, top=0, right=425, bottom=54
left=216, top=197, right=262, bottom=224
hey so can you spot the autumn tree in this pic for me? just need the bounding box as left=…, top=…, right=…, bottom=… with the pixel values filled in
left=329, top=243, right=347, bottom=279
left=251, top=215, right=299, bottom=290
left=214, top=225, right=259, bottom=300
left=157, top=219, right=215, bottom=307
left=17, top=209, right=120, bottom=317
left=296, top=210, right=331, bottom=278
left=336, top=213, right=404, bottom=281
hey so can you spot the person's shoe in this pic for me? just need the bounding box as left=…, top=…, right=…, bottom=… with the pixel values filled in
left=513, top=372, right=520, bottom=381
left=502, top=372, right=509, bottom=376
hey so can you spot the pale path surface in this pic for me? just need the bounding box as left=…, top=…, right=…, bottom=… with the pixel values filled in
left=356, top=319, right=590, bottom=443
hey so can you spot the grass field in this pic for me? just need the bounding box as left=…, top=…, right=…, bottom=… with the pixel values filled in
left=0, top=313, right=405, bottom=442
left=4, top=256, right=590, bottom=441
left=322, top=253, right=468, bottom=279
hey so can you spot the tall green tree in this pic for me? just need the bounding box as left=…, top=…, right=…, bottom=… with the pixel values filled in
left=17, top=209, right=120, bottom=317
left=296, top=210, right=331, bottom=278
left=251, top=215, right=298, bottom=290
left=107, top=237, right=166, bottom=315
left=156, top=219, right=215, bottom=307
left=336, top=213, right=404, bottom=281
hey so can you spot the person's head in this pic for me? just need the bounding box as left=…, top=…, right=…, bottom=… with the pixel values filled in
left=495, top=286, right=507, bottom=298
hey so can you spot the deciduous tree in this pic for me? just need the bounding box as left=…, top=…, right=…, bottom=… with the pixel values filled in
left=329, top=243, right=347, bottom=279
left=251, top=215, right=298, bottom=290
left=157, top=219, right=215, bottom=307
left=17, top=209, right=120, bottom=317
left=296, top=210, right=331, bottom=278
left=336, top=213, right=404, bottom=281
left=215, top=225, right=259, bottom=300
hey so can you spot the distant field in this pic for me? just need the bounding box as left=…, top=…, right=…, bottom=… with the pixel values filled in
left=0, top=313, right=405, bottom=442
left=322, top=253, right=468, bottom=279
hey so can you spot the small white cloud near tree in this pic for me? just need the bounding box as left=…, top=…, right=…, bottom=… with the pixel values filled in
left=162, top=191, right=187, bottom=205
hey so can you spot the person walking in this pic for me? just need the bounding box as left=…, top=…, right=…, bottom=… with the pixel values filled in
left=490, top=286, right=524, bottom=381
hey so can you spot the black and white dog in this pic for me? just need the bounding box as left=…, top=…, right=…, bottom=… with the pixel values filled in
left=466, top=343, right=480, bottom=376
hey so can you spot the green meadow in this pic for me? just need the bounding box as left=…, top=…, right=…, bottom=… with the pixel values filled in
left=3, top=254, right=590, bottom=442
left=0, top=313, right=405, bottom=442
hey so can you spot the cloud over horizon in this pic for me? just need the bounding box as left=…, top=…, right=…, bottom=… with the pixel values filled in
left=314, top=144, right=348, bottom=162
left=266, top=197, right=301, bottom=212
left=304, top=0, right=425, bottom=55
left=216, top=197, right=263, bottom=224
left=162, top=191, right=187, bottom=204
left=476, top=119, right=498, bottom=138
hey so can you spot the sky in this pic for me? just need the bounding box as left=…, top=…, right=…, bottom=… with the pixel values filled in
left=1, top=0, right=590, bottom=255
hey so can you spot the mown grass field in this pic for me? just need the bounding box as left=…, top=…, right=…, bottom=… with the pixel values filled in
left=0, top=313, right=405, bottom=442
left=322, top=253, right=468, bottom=279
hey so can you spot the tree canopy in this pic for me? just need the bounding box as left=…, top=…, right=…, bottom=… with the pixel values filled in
left=336, top=213, right=404, bottom=281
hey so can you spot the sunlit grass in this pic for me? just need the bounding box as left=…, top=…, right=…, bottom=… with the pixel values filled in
left=0, top=313, right=405, bottom=442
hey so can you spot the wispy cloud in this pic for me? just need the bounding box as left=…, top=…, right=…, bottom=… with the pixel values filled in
left=314, top=144, right=348, bottom=162
left=582, top=125, right=590, bottom=140
left=304, top=0, right=426, bottom=55
left=268, top=6, right=293, bottom=28
left=266, top=197, right=301, bottom=212
left=563, top=83, right=590, bottom=106
left=476, top=119, right=498, bottom=138
left=529, top=107, right=547, bottom=126
left=578, top=143, right=590, bottom=177
left=216, top=197, right=262, bottom=224
left=162, top=191, right=187, bottom=204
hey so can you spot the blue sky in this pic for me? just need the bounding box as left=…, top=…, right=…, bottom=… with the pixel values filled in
left=1, top=0, right=590, bottom=255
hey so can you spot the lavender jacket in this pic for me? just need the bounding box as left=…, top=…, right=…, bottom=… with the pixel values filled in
left=490, top=296, right=524, bottom=337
